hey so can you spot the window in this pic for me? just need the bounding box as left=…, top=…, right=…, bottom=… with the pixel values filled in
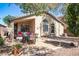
left=43, top=19, right=48, bottom=32
left=21, top=25, right=30, bottom=32
left=51, top=23, right=54, bottom=33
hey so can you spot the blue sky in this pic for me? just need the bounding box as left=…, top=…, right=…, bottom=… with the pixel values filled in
left=0, top=3, right=24, bottom=25
left=0, top=3, right=63, bottom=26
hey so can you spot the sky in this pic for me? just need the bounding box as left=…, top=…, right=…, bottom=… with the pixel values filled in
left=0, top=3, right=24, bottom=25
left=0, top=3, right=63, bottom=26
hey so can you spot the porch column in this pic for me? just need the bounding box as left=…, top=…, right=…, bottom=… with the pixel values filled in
left=17, top=23, right=21, bottom=32
left=35, top=16, right=43, bottom=38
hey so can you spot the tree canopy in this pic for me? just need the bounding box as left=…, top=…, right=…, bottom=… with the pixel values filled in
left=16, top=3, right=57, bottom=15
left=65, top=4, right=79, bottom=36
left=3, top=15, right=15, bottom=26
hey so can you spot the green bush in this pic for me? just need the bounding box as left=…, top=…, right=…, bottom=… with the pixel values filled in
left=15, top=44, right=22, bottom=49
left=0, top=37, right=4, bottom=46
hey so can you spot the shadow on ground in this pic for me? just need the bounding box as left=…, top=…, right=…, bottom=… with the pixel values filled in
left=44, top=40, right=76, bottom=48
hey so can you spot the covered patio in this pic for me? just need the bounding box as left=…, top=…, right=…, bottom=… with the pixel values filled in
left=9, top=16, right=36, bottom=44
left=14, top=19, right=35, bottom=35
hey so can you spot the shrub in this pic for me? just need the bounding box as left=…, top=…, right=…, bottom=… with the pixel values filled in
left=15, top=44, right=22, bottom=49
left=66, top=4, right=79, bottom=36
left=0, top=37, right=4, bottom=46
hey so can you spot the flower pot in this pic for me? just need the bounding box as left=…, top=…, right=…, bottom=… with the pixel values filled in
left=12, top=47, right=21, bottom=56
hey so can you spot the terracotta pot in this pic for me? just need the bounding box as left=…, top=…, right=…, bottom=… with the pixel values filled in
left=12, top=47, right=20, bottom=56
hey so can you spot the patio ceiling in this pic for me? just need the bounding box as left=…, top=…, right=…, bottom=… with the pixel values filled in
left=13, top=16, right=35, bottom=23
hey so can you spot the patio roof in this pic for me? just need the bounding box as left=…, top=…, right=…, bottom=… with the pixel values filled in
left=10, top=14, right=35, bottom=22
left=11, top=11, right=66, bottom=26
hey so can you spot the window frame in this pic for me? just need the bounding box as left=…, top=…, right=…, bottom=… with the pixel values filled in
left=43, top=19, right=49, bottom=32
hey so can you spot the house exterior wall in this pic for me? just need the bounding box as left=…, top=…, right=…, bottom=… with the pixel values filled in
left=35, top=15, right=52, bottom=37
left=41, top=15, right=53, bottom=36
left=10, top=14, right=64, bottom=38
left=35, top=14, right=64, bottom=37
left=43, top=14, right=64, bottom=37
left=54, top=21, right=64, bottom=37
left=0, top=27, right=6, bottom=37
left=0, top=27, right=3, bottom=37
left=35, top=16, right=43, bottom=37
left=59, top=23, right=64, bottom=36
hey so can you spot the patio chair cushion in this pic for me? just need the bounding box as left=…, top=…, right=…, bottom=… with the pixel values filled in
left=26, top=32, right=31, bottom=36
left=16, top=36, right=23, bottom=42
left=23, top=32, right=27, bottom=37
left=18, top=32, right=22, bottom=34
left=18, top=32, right=23, bottom=36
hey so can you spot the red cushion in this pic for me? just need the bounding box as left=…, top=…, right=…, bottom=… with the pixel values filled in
left=18, top=32, right=22, bottom=34
left=18, top=32, right=22, bottom=36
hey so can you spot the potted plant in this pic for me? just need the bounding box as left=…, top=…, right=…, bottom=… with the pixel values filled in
left=12, top=44, right=22, bottom=56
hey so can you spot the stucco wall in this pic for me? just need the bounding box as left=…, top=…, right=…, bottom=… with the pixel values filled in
left=35, top=14, right=64, bottom=37
left=45, top=14, right=64, bottom=37
left=59, top=23, right=64, bottom=36
left=35, top=16, right=43, bottom=37
left=40, top=15, right=56, bottom=37
left=54, top=21, right=64, bottom=37
left=0, top=27, right=4, bottom=37
left=10, top=14, right=64, bottom=38
left=40, top=15, right=50, bottom=37
left=0, top=27, right=6, bottom=37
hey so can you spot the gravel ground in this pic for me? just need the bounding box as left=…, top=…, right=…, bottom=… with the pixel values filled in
left=53, top=48, right=79, bottom=56
left=1, top=38, right=79, bottom=56
left=34, top=38, right=79, bottom=56
left=1, top=46, right=79, bottom=56
left=22, top=38, right=79, bottom=56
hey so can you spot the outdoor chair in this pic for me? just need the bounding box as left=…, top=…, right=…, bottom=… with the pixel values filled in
left=29, top=33, right=36, bottom=44
left=21, top=32, right=29, bottom=43
left=22, top=32, right=30, bottom=44
left=16, top=32, right=23, bottom=42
